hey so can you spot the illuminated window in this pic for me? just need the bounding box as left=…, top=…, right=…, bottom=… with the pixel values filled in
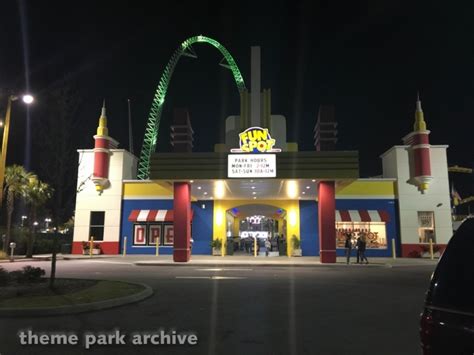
left=418, top=211, right=436, bottom=243
left=336, top=222, right=387, bottom=249
left=89, top=211, right=105, bottom=241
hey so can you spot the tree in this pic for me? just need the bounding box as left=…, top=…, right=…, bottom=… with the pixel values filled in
left=22, top=176, right=53, bottom=258
left=2, top=165, right=31, bottom=251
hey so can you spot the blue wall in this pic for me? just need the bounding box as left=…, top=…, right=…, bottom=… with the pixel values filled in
left=298, top=199, right=399, bottom=257
left=120, top=199, right=214, bottom=255
left=191, top=201, right=214, bottom=254
left=299, top=201, right=319, bottom=256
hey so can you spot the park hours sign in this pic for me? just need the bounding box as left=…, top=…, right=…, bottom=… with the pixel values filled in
left=228, top=154, right=276, bottom=178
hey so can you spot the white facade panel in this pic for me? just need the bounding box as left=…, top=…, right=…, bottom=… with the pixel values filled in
left=73, top=149, right=138, bottom=245
left=381, top=145, right=453, bottom=246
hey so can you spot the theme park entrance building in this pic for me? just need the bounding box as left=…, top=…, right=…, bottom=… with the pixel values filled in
left=72, top=36, right=453, bottom=262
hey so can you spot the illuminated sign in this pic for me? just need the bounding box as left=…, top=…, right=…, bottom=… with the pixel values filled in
left=228, top=154, right=276, bottom=178
left=231, top=127, right=281, bottom=153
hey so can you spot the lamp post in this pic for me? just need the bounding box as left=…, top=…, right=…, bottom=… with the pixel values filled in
left=45, top=218, right=51, bottom=230
left=0, top=94, right=34, bottom=207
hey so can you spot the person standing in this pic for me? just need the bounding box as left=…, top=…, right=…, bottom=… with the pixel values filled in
left=265, top=238, right=271, bottom=257
left=359, top=233, right=369, bottom=264
left=345, top=231, right=353, bottom=264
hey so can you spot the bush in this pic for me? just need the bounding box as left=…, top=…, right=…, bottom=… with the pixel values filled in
left=0, top=267, right=9, bottom=286
left=210, top=239, right=222, bottom=249
left=408, top=250, right=422, bottom=258
left=419, top=244, right=441, bottom=255
left=82, top=241, right=102, bottom=250
left=9, top=266, right=46, bottom=284
left=291, top=235, right=301, bottom=249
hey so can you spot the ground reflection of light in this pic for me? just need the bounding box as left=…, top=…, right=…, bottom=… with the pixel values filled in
left=208, top=278, right=219, bottom=355
left=289, top=267, right=297, bottom=354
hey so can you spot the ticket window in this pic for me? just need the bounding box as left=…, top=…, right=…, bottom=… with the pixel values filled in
left=336, top=222, right=388, bottom=249
left=418, top=211, right=436, bottom=243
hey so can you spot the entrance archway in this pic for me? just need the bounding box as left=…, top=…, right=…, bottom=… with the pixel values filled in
left=212, top=199, right=300, bottom=257
left=226, top=204, right=287, bottom=256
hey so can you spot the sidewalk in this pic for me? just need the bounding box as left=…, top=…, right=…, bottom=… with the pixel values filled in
left=23, top=254, right=440, bottom=268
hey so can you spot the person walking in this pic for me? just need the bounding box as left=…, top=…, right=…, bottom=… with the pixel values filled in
left=356, top=234, right=361, bottom=263
left=345, top=231, right=353, bottom=264
left=265, top=238, right=271, bottom=257
left=358, top=233, right=369, bottom=264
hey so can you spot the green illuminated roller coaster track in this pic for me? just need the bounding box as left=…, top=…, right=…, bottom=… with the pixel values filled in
left=137, top=35, right=247, bottom=180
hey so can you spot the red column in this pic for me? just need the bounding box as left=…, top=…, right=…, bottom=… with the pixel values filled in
left=318, top=181, right=336, bottom=263
left=173, top=182, right=191, bottom=262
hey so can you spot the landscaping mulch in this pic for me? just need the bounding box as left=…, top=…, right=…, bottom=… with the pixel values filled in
left=0, top=279, right=98, bottom=299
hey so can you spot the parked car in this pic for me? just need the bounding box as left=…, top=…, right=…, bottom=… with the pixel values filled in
left=420, top=217, right=474, bottom=355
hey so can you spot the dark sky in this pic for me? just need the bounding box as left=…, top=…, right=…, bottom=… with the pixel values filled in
left=1, top=0, right=473, bottom=182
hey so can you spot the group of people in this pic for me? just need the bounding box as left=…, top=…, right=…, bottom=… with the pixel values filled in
left=344, top=231, right=369, bottom=264
left=241, top=234, right=285, bottom=256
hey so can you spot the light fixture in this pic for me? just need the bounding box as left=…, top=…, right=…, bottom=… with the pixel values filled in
left=252, top=191, right=256, bottom=195
left=253, top=196, right=257, bottom=199
left=204, top=192, right=208, bottom=195
left=0, top=120, right=3, bottom=128
left=216, top=209, right=224, bottom=226
left=306, top=186, right=310, bottom=189
left=215, top=180, right=225, bottom=199
left=251, top=186, right=256, bottom=189
left=289, top=210, right=297, bottom=226
left=22, top=94, right=34, bottom=104
left=311, top=179, right=316, bottom=182
left=286, top=180, right=298, bottom=199
left=197, top=186, right=202, bottom=190
left=190, top=180, right=194, bottom=183
left=302, top=191, right=306, bottom=195
left=201, top=204, right=206, bottom=209
left=33, top=221, right=39, bottom=226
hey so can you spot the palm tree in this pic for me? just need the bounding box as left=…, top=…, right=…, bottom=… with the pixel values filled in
left=2, top=165, right=31, bottom=252
left=22, top=176, right=53, bottom=258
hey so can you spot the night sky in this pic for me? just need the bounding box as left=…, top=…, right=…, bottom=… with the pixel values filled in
left=1, top=1, right=473, bottom=186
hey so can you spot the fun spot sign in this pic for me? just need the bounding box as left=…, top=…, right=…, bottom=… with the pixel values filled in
left=230, top=127, right=282, bottom=153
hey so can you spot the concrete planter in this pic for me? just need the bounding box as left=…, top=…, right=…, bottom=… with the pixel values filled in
left=83, top=249, right=101, bottom=255
left=422, top=252, right=440, bottom=258
left=292, top=249, right=302, bottom=257
left=212, top=248, right=222, bottom=256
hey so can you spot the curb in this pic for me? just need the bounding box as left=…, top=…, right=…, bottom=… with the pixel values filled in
left=0, top=281, right=153, bottom=317
left=134, top=261, right=388, bottom=268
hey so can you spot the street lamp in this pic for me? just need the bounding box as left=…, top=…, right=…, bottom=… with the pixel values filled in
left=45, top=218, right=52, bottom=230
left=21, top=215, right=27, bottom=227
left=0, top=93, right=35, bottom=207
left=22, top=95, right=34, bottom=104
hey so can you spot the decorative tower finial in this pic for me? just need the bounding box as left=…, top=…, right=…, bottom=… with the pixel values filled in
left=402, top=92, right=433, bottom=193
left=92, top=101, right=112, bottom=194
left=97, top=99, right=108, bottom=137
left=414, top=91, right=426, bottom=131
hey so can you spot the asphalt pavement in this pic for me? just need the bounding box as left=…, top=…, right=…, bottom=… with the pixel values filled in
left=0, top=258, right=435, bottom=355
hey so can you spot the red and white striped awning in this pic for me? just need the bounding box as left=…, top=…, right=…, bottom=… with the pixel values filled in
left=336, top=210, right=390, bottom=223
left=128, top=210, right=194, bottom=222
